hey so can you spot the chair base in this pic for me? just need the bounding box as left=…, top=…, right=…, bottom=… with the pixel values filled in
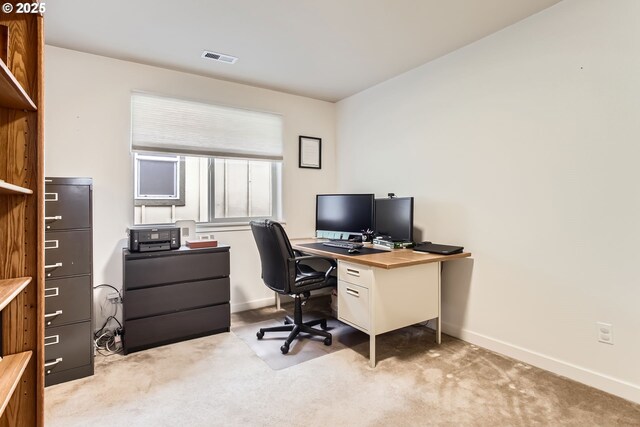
left=256, top=295, right=332, bottom=354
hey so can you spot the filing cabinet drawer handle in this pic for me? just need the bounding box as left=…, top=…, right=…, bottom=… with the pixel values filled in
left=45, top=262, right=63, bottom=270
left=346, top=268, right=360, bottom=277
left=44, top=192, right=59, bottom=202
left=44, top=310, right=63, bottom=318
left=345, top=287, right=360, bottom=297
left=44, top=335, right=60, bottom=346
left=44, top=240, right=59, bottom=249
left=44, top=357, right=63, bottom=368
left=45, top=215, right=62, bottom=221
left=44, top=287, right=59, bottom=297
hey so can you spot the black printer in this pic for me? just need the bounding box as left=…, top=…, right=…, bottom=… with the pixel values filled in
left=128, top=226, right=180, bottom=252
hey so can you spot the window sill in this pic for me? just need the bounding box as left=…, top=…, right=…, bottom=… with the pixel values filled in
left=196, top=220, right=286, bottom=234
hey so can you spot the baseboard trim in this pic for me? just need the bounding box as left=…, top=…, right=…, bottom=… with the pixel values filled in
left=231, top=297, right=275, bottom=313
left=231, top=290, right=332, bottom=314
left=442, top=321, right=640, bottom=404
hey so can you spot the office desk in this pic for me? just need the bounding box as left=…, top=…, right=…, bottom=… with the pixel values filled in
left=291, top=239, right=471, bottom=367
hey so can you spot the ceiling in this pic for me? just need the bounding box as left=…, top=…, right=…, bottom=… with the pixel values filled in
left=45, top=0, right=562, bottom=102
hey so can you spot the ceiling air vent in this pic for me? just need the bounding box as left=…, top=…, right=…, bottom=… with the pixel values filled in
left=201, top=50, right=238, bottom=64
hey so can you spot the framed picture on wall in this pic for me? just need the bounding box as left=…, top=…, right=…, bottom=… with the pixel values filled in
left=298, top=136, right=322, bottom=169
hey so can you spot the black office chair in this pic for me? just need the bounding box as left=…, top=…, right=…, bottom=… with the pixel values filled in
left=250, top=220, right=336, bottom=354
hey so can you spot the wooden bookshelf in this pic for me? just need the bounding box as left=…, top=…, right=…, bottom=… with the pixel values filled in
left=0, top=180, right=34, bottom=195
left=0, top=352, right=32, bottom=415
left=0, top=58, right=36, bottom=111
left=0, top=277, right=31, bottom=311
left=0, top=3, right=44, bottom=426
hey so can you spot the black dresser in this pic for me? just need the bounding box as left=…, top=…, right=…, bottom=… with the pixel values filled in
left=44, top=177, right=94, bottom=386
left=122, top=246, right=231, bottom=354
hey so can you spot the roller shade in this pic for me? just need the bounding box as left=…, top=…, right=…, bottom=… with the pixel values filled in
left=131, top=92, right=283, bottom=160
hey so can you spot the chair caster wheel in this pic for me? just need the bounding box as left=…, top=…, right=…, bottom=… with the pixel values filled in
left=323, top=337, right=332, bottom=346
left=256, top=331, right=264, bottom=340
left=320, top=320, right=328, bottom=330
left=281, top=343, right=290, bottom=354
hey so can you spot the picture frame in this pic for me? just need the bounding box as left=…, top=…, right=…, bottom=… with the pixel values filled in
left=298, top=136, right=322, bottom=169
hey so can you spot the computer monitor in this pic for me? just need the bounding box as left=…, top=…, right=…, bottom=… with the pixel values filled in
left=374, top=197, right=414, bottom=242
left=315, top=194, right=375, bottom=240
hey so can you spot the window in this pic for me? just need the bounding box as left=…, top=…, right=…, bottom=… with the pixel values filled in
left=211, top=158, right=279, bottom=221
left=131, top=93, right=283, bottom=225
left=134, top=154, right=185, bottom=206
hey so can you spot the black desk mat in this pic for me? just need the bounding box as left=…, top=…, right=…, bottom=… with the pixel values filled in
left=297, top=242, right=388, bottom=256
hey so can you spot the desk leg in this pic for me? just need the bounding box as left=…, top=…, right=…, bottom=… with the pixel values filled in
left=436, top=261, right=442, bottom=344
left=369, top=334, right=376, bottom=368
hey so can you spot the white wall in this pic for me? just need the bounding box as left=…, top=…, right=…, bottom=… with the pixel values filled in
left=336, top=0, right=640, bottom=403
left=44, top=46, right=337, bottom=326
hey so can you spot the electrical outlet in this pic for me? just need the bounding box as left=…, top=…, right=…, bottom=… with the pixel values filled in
left=107, top=292, right=121, bottom=304
left=597, top=322, right=613, bottom=345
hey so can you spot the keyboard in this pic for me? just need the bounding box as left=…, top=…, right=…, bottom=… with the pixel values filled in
left=322, top=241, right=364, bottom=250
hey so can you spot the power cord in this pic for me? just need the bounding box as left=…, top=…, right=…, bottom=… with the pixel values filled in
left=93, top=284, right=124, bottom=355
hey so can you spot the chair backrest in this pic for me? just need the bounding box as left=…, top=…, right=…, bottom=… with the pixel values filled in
left=250, top=220, right=296, bottom=294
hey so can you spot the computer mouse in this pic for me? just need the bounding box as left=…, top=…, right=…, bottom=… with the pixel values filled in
left=348, top=248, right=360, bottom=254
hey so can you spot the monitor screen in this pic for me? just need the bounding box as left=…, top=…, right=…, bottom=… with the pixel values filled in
left=316, top=194, right=374, bottom=238
left=374, top=197, right=414, bottom=242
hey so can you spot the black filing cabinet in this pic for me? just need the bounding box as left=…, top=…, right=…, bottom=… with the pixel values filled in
left=44, top=177, right=94, bottom=386
left=123, top=246, right=231, bottom=354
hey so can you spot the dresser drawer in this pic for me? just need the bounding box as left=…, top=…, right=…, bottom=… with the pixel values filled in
left=124, top=304, right=230, bottom=354
left=45, top=183, right=91, bottom=230
left=338, top=260, right=373, bottom=289
left=125, top=277, right=230, bottom=320
left=124, top=250, right=230, bottom=289
left=44, top=322, right=92, bottom=376
left=44, top=230, right=92, bottom=278
left=45, top=276, right=91, bottom=327
left=337, top=280, right=370, bottom=332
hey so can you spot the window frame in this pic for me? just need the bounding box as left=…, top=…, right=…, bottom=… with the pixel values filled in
left=134, top=153, right=186, bottom=207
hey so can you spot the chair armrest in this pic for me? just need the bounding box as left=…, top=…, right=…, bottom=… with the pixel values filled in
left=292, top=255, right=337, bottom=281
left=294, top=255, right=337, bottom=268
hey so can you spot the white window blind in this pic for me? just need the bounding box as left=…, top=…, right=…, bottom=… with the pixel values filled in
left=131, top=92, right=283, bottom=160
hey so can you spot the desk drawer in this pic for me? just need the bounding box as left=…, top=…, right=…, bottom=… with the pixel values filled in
left=337, top=280, right=369, bottom=332
left=125, top=278, right=230, bottom=320
left=44, top=230, right=92, bottom=278
left=44, top=322, right=92, bottom=376
left=45, top=276, right=91, bottom=327
left=338, top=261, right=373, bottom=289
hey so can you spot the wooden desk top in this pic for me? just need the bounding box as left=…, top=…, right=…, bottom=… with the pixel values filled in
left=291, top=238, right=471, bottom=270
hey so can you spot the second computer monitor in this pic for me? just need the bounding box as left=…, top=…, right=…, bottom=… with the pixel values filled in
left=375, top=197, right=414, bottom=242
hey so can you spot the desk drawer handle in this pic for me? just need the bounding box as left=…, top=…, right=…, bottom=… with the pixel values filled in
left=44, top=357, right=63, bottom=368
left=44, top=287, right=59, bottom=298
left=44, top=335, right=60, bottom=346
left=45, top=215, right=62, bottom=221
left=345, top=287, right=360, bottom=297
left=45, top=262, right=63, bottom=270
left=44, top=192, right=59, bottom=202
left=44, top=240, right=59, bottom=249
left=44, top=310, right=63, bottom=318
left=346, top=268, right=360, bottom=277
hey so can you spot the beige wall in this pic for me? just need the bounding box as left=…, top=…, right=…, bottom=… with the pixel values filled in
left=44, top=46, right=337, bottom=324
left=336, top=0, right=640, bottom=403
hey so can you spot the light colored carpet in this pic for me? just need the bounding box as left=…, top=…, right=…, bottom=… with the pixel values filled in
left=45, top=302, right=640, bottom=426
left=233, top=314, right=368, bottom=370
